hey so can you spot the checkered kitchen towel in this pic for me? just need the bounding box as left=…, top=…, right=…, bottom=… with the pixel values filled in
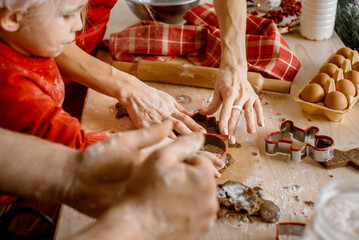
left=109, top=3, right=301, bottom=82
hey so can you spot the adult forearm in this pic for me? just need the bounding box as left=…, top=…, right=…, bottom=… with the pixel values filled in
left=0, top=128, right=76, bottom=203
left=55, top=43, right=139, bottom=106
left=214, top=0, right=247, bottom=68
left=65, top=199, right=145, bottom=240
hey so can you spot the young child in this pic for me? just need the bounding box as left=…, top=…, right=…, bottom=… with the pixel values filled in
left=0, top=1, right=111, bottom=236
left=0, top=0, right=110, bottom=150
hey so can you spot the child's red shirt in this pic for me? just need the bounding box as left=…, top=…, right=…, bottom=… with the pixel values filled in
left=0, top=0, right=116, bottom=207
left=0, top=41, right=110, bottom=149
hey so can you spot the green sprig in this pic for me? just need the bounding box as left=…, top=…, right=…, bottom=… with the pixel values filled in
left=335, top=0, right=359, bottom=50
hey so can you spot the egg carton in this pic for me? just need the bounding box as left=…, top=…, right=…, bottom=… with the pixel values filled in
left=293, top=47, right=359, bottom=122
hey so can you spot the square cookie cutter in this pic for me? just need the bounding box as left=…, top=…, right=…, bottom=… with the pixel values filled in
left=265, top=120, right=335, bottom=163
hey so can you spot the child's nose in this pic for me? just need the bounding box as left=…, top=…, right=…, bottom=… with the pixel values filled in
left=72, top=13, right=84, bottom=32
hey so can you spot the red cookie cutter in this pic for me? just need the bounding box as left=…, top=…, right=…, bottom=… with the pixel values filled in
left=191, top=113, right=228, bottom=161
left=265, top=120, right=335, bottom=163
left=276, top=222, right=307, bottom=239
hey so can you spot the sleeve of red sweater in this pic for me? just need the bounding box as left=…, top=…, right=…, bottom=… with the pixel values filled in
left=0, top=76, right=110, bottom=150
left=76, top=0, right=118, bottom=53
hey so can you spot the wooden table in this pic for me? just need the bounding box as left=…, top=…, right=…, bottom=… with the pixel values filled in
left=55, top=1, right=359, bottom=239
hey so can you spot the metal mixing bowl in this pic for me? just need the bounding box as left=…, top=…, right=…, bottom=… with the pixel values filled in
left=125, top=0, right=200, bottom=24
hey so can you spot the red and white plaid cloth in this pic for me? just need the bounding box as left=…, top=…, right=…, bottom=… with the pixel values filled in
left=109, top=3, right=301, bottom=82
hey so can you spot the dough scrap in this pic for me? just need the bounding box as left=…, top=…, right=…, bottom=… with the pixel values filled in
left=217, top=180, right=261, bottom=215
left=217, top=180, right=281, bottom=223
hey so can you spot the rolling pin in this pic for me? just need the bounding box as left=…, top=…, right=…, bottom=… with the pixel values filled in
left=112, top=60, right=291, bottom=94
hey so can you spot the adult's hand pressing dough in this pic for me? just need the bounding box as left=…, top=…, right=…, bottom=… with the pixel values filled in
left=61, top=121, right=173, bottom=218
left=199, top=66, right=263, bottom=143
left=199, top=0, right=264, bottom=144
left=122, top=78, right=207, bottom=137
left=68, top=133, right=218, bottom=240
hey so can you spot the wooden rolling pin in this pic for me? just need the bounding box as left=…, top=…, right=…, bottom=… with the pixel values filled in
left=112, top=60, right=291, bottom=94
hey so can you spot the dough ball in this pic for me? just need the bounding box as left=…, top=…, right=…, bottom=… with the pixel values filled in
left=259, top=199, right=281, bottom=223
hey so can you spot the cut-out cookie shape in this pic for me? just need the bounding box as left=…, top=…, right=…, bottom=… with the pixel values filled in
left=320, top=148, right=359, bottom=170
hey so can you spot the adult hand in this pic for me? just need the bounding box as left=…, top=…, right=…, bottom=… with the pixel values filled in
left=199, top=0, right=264, bottom=144
left=71, top=133, right=218, bottom=240
left=123, top=79, right=206, bottom=137
left=126, top=132, right=218, bottom=239
left=196, top=150, right=224, bottom=178
left=61, top=121, right=173, bottom=218
left=199, top=65, right=264, bottom=144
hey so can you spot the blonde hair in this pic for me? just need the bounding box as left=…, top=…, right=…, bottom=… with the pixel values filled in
left=0, top=0, right=47, bottom=10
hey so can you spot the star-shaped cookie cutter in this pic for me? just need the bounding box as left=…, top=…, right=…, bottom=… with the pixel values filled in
left=265, top=120, right=335, bottom=163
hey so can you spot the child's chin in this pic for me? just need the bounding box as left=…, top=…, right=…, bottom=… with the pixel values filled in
left=52, top=52, right=63, bottom=58
left=47, top=49, right=65, bottom=58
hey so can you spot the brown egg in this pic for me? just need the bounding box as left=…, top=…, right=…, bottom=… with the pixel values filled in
left=344, top=70, right=359, bottom=85
left=335, top=79, right=356, bottom=97
left=319, top=63, right=338, bottom=77
left=328, top=54, right=346, bottom=67
left=310, top=73, right=330, bottom=87
left=300, top=83, right=325, bottom=103
left=352, top=61, right=359, bottom=72
left=324, top=91, right=348, bottom=110
left=336, top=47, right=352, bottom=58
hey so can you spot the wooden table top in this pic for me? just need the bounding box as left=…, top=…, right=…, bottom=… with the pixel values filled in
left=55, top=1, right=359, bottom=239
